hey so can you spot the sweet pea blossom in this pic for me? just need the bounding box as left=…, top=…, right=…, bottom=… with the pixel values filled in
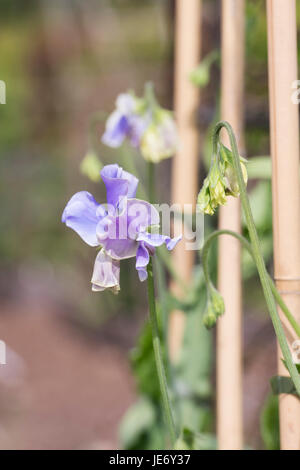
left=62, top=164, right=181, bottom=292
left=140, top=110, right=179, bottom=163
left=101, top=87, right=178, bottom=163
left=101, top=93, right=149, bottom=149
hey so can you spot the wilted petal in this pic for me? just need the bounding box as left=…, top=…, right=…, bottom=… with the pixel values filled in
left=62, top=191, right=104, bottom=246
left=101, top=164, right=139, bottom=208
left=135, top=241, right=150, bottom=281
left=91, top=249, right=120, bottom=293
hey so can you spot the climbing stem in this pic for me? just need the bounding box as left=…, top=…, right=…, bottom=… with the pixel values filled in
left=147, top=258, right=177, bottom=446
left=202, top=229, right=300, bottom=338
left=211, top=121, right=300, bottom=395
left=148, top=161, right=155, bottom=204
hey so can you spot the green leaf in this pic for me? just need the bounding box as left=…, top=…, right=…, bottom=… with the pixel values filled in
left=247, top=157, right=271, bottom=180
left=260, top=394, right=280, bottom=450
left=270, top=375, right=299, bottom=396
left=174, top=273, right=214, bottom=435
left=174, top=428, right=216, bottom=450
left=247, top=180, right=272, bottom=231
left=119, top=397, right=156, bottom=449
left=130, top=318, right=162, bottom=401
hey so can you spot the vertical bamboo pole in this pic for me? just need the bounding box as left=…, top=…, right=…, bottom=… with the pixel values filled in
left=169, top=0, right=202, bottom=363
left=217, top=0, right=245, bottom=450
left=267, top=0, right=300, bottom=450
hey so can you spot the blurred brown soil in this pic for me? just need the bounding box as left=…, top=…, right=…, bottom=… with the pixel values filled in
left=0, top=298, right=276, bottom=450
left=0, top=300, right=138, bottom=450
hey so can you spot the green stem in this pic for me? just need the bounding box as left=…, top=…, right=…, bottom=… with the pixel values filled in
left=154, top=256, right=170, bottom=359
left=145, top=81, right=157, bottom=109
left=212, top=121, right=300, bottom=396
left=202, top=229, right=300, bottom=338
left=270, top=285, right=300, bottom=340
left=148, top=161, right=155, bottom=204
left=147, top=258, right=177, bottom=446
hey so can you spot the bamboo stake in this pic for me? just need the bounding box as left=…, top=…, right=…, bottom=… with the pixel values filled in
left=217, top=0, right=245, bottom=450
left=169, top=0, right=202, bottom=363
left=267, top=0, right=300, bottom=450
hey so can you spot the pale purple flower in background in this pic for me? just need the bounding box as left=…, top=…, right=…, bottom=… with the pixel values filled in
left=101, top=87, right=179, bottom=163
left=62, top=164, right=181, bottom=292
left=101, top=93, right=148, bottom=149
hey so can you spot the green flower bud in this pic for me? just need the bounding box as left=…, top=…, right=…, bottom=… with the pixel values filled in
left=209, top=285, right=225, bottom=317
left=220, top=143, right=248, bottom=197
left=190, top=63, right=210, bottom=88
left=224, top=160, right=248, bottom=197
left=210, top=178, right=227, bottom=207
left=190, top=51, right=219, bottom=88
left=203, top=302, right=218, bottom=329
left=197, top=144, right=248, bottom=216
left=241, top=161, right=248, bottom=185
left=80, top=151, right=102, bottom=183
left=197, top=178, right=214, bottom=215
left=198, top=160, right=227, bottom=215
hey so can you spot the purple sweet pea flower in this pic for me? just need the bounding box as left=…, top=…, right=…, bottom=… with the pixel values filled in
left=62, top=164, right=181, bottom=292
left=102, top=93, right=148, bottom=149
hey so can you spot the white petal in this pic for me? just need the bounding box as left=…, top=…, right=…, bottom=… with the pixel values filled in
left=91, top=249, right=120, bottom=293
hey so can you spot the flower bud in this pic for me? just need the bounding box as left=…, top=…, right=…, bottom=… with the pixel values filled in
left=203, top=302, right=218, bottom=329
left=209, top=285, right=225, bottom=317
left=224, top=161, right=248, bottom=197
left=197, top=160, right=227, bottom=215
left=198, top=144, right=248, bottom=216
left=190, top=62, right=210, bottom=88
left=197, top=178, right=214, bottom=215
left=210, top=178, right=227, bottom=207
left=80, top=151, right=102, bottom=183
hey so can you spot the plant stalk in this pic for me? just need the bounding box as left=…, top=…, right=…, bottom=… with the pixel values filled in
left=147, top=258, right=177, bottom=446
left=212, top=121, right=300, bottom=395
left=202, top=229, right=300, bottom=339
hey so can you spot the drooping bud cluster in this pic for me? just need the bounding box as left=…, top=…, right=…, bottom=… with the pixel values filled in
left=197, top=144, right=248, bottom=215
left=203, top=283, right=225, bottom=329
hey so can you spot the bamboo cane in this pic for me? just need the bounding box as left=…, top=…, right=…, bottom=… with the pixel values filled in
left=217, top=0, right=245, bottom=450
left=169, top=0, right=202, bottom=363
left=267, top=0, right=300, bottom=450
